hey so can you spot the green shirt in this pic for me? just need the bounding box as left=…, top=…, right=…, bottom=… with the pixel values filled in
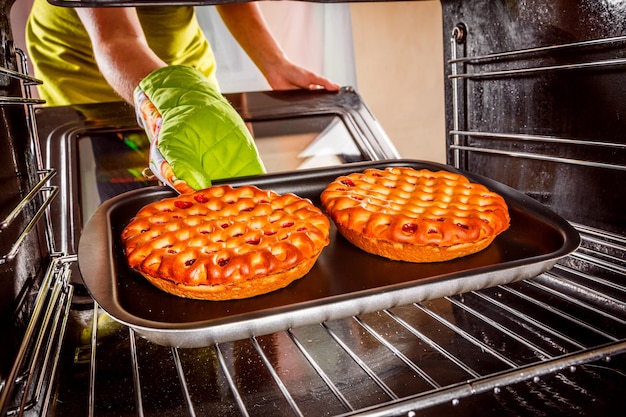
left=26, top=0, right=218, bottom=106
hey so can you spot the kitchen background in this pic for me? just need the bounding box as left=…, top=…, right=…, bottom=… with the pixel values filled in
left=10, top=0, right=446, bottom=164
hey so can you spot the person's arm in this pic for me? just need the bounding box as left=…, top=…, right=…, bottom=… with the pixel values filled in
left=76, top=7, right=166, bottom=103
left=216, top=3, right=340, bottom=91
left=76, top=7, right=266, bottom=193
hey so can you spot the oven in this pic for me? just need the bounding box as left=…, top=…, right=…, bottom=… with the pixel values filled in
left=1, top=0, right=625, bottom=416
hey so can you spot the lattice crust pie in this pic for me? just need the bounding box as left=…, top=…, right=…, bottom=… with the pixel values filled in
left=320, top=167, right=510, bottom=263
left=122, top=185, right=330, bottom=300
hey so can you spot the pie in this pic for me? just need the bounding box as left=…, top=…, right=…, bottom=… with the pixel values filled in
left=121, top=185, right=330, bottom=300
left=320, top=167, right=510, bottom=262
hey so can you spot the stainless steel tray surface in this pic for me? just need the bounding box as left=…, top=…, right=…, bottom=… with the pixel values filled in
left=77, top=160, right=580, bottom=347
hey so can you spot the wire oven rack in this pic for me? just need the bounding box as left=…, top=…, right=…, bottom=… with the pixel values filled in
left=48, top=223, right=625, bottom=416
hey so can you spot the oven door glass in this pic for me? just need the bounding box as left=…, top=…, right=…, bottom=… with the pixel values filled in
left=77, top=114, right=364, bottom=220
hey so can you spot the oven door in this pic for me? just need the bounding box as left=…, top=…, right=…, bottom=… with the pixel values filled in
left=36, top=87, right=398, bottom=283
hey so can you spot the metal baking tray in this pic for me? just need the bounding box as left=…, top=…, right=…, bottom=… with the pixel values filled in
left=77, top=159, right=580, bottom=347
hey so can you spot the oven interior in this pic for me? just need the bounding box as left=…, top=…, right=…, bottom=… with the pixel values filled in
left=1, top=0, right=626, bottom=416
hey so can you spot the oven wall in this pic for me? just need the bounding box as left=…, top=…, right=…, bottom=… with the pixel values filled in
left=0, top=0, right=49, bottom=396
left=441, top=0, right=626, bottom=235
left=351, top=0, right=447, bottom=164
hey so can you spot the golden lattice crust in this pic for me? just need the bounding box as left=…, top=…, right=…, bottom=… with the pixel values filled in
left=320, top=167, right=510, bottom=262
left=121, top=185, right=330, bottom=300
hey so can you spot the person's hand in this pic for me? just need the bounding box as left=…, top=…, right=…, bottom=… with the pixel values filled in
left=262, top=58, right=341, bottom=91
left=217, top=3, right=340, bottom=92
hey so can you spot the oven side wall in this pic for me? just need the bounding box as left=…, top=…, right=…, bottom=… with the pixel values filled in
left=442, top=0, right=626, bottom=235
left=0, top=0, right=50, bottom=407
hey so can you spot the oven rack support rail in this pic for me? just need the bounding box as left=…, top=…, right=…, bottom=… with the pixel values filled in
left=68, top=224, right=626, bottom=417
left=0, top=50, right=73, bottom=416
left=0, top=50, right=58, bottom=265
left=0, top=255, right=75, bottom=417
left=448, top=27, right=626, bottom=172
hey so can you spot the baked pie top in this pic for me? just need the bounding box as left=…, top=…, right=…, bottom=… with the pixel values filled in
left=320, top=167, right=510, bottom=248
left=122, top=185, right=330, bottom=287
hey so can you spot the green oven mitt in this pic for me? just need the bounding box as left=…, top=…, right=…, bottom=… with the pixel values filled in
left=134, top=65, right=266, bottom=193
